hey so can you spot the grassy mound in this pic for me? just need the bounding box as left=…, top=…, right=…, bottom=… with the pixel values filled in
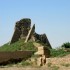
left=0, top=39, right=37, bottom=52
left=0, top=39, right=70, bottom=57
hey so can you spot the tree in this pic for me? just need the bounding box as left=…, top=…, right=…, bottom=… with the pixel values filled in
left=61, top=42, right=70, bottom=48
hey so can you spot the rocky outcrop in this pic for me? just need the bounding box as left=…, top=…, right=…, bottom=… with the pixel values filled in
left=25, top=24, right=35, bottom=43
left=10, top=18, right=31, bottom=43
left=10, top=18, right=52, bottom=49
left=34, top=33, right=51, bottom=48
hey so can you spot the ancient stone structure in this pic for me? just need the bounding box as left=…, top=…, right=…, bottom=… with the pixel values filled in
left=33, top=42, right=50, bottom=66
left=10, top=18, right=31, bottom=43
left=25, top=24, right=35, bottom=43
left=10, top=18, right=52, bottom=49
left=33, top=43, right=50, bottom=58
left=10, top=18, right=52, bottom=66
left=34, top=33, right=51, bottom=48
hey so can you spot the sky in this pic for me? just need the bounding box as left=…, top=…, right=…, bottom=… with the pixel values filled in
left=0, top=0, right=70, bottom=48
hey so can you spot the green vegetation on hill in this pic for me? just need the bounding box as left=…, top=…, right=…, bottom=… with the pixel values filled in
left=50, top=49, right=70, bottom=57
left=50, top=42, right=70, bottom=57
left=0, top=39, right=37, bottom=52
left=0, top=40, right=70, bottom=57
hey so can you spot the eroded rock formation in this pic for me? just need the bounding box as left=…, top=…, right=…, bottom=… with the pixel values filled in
left=34, top=33, right=51, bottom=48
left=10, top=18, right=52, bottom=48
left=10, top=18, right=31, bottom=43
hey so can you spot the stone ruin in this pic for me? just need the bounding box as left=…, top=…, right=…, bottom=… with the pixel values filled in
left=10, top=18, right=52, bottom=48
left=10, top=18, right=31, bottom=43
left=10, top=18, right=52, bottom=66
left=33, top=42, right=50, bottom=66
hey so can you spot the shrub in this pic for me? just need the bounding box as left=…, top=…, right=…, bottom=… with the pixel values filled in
left=61, top=63, right=70, bottom=67
left=61, top=42, right=70, bottom=48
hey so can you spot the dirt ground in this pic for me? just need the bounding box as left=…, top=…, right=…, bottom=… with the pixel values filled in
left=0, top=54, right=70, bottom=70
left=0, top=66, right=70, bottom=70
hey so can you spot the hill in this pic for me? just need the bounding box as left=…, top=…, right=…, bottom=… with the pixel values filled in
left=0, top=39, right=37, bottom=52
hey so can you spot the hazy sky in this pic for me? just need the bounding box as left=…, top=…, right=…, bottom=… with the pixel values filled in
left=0, top=0, right=70, bottom=48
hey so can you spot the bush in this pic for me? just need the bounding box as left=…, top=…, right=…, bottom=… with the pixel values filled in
left=50, top=49, right=70, bottom=57
left=61, top=42, right=70, bottom=48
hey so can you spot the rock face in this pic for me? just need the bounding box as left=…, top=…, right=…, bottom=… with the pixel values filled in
left=34, top=33, right=51, bottom=48
left=10, top=18, right=31, bottom=43
left=33, top=42, right=50, bottom=66
left=25, top=24, right=35, bottom=43
left=33, top=43, right=50, bottom=58
left=10, top=18, right=52, bottom=49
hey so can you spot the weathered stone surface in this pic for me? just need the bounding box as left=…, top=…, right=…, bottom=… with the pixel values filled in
left=10, top=18, right=51, bottom=66
left=10, top=18, right=52, bottom=49
left=34, top=43, right=50, bottom=58
left=33, top=43, right=50, bottom=66
left=10, top=18, right=31, bottom=44
left=25, top=24, right=35, bottom=43
left=37, top=55, right=46, bottom=66
left=34, top=33, right=52, bottom=48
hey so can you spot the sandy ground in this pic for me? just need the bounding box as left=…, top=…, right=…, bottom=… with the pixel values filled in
left=0, top=66, right=70, bottom=70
